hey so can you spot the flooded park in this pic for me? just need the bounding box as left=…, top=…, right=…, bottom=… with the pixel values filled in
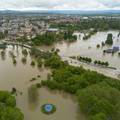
left=0, top=45, right=86, bottom=120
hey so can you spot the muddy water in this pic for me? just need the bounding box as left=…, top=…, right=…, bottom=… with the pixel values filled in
left=0, top=45, right=85, bottom=120
left=18, top=87, right=86, bottom=120
left=55, top=31, right=120, bottom=69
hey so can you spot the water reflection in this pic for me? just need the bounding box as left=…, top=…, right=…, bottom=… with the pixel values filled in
left=28, top=85, right=39, bottom=110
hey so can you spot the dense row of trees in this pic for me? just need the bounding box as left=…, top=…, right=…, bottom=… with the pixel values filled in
left=63, top=30, right=77, bottom=42
left=30, top=30, right=77, bottom=46
left=77, top=56, right=92, bottom=63
left=94, top=60, right=109, bottom=67
left=30, top=47, right=52, bottom=59
left=0, top=91, right=23, bottom=120
left=77, top=56, right=109, bottom=67
left=39, top=54, right=120, bottom=120
left=31, top=32, right=56, bottom=46
left=77, top=82, right=120, bottom=120
left=50, top=18, right=120, bottom=31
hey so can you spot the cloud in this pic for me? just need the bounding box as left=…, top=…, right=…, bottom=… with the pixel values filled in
left=0, top=0, right=120, bottom=10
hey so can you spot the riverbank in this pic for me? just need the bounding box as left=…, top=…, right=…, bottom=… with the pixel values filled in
left=1, top=40, right=120, bottom=80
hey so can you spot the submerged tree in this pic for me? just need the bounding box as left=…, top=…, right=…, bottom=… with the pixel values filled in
left=12, top=58, right=17, bottom=65
left=96, top=44, right=100, bottom=48
left=31, top=61, right=35, bottom=66
left=21, top=57, right=27, bottom=64
left=37, top=59, right=43, bottom=68
left=105, top=33, right=113, bottom=45
left=1, top=50, right=6, bottom=60
left=22, top=49, right=28, bottom=57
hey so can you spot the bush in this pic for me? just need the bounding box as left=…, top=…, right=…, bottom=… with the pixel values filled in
left=94, top=60, right=109, bottom=67
left=77, top=56, right=92, bottom=63
left=13, top=59, right=17, bottom=65
left=97, top=44, right=100, bottom=48
left=37, top=59, right=42, bottom=68
left=31, top=61, right=35, bottom=66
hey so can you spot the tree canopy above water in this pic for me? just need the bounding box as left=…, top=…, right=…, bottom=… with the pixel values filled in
left=0, top=91, right=24, bottom=120
left=41, top=54, right=120, bottom=120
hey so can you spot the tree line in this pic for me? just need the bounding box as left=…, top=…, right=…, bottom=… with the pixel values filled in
left=30, top=30, right=77, bottom=46
left=50, top=18, right=120, bottom=31
left=77, top=56, right=109, bottom=67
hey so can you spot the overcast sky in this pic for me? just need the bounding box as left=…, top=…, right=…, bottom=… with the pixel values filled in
left=0, top=0, right=120, bottom=11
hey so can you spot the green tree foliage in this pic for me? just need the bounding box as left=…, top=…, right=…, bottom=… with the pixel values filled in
left=44, top=55, right=66, bottom=69
left=50, top=18, right=120, bottom=31
left=0, top=91, right=23, bottom=120
left=77, top=83, right=120, bottom=120
left=12, top=58, right=17, bottom=65
left=31, top=32, right=56, bottom=46
left=22, top=49, right=28, bottom=56
left=41, top=55, right=120, bottom=120
left=77, top=56, right=92, bottom=63
left=94, top=60, right=109, bottom=67
left=105, top=34, right=113, bottom=45
left=91, top=113, right=107, bottom=120
left=63, top=30, right=77, bottom=42
left=31, top=60, right=35, bottom=66
left=37, top=58, right=42, bottom=68
left=30, top=47, right=52, bottom=59
left=31, top=30, right=77, bottom=46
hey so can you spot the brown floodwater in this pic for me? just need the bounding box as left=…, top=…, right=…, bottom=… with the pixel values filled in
left=55, top=31, right=120, bottom=70
left=0, top=45, right=86, bottom=120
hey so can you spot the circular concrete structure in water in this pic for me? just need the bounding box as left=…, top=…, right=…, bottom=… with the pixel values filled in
left=41, top=104, right=56, bottom=115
